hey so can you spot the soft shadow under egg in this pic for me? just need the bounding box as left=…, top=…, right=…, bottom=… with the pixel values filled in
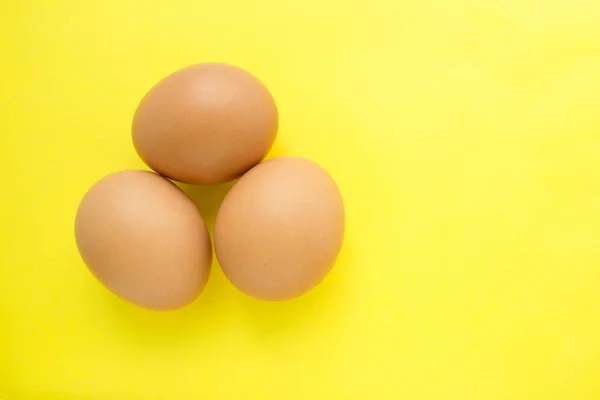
left=176, top=180, right=236, bottom=228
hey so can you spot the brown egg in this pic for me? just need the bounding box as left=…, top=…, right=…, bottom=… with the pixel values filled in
left=132, top=63, right=279, bottom=185
left=74, top=170, right=212, bottom=310
left=214, top=157, right=345, bottom=301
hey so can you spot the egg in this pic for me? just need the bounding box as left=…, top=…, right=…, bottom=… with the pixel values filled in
left=214, top=157, right=345, bottom=301
left=74, top=170, right=212, bottom=310
left=132, top=63, right=279, bottom=185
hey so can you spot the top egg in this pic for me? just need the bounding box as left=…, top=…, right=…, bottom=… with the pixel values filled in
left=132, top=63, right=278, bottom=185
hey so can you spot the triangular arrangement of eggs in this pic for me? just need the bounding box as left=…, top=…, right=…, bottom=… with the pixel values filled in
left=75, top=63, right=345, bottom=310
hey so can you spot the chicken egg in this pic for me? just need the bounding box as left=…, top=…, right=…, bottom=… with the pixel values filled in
left=214, top=157, right=345, bottom=301
left=74, top=170, right=212, bottom=310
left=132, top=63, right=278, bottom=185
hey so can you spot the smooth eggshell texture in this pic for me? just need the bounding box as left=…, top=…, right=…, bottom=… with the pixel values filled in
left=75, top=170, right=212, bottom=310
left=214, top=157, right=345, bottom=301
left=132, top=63, right=278, bottom=185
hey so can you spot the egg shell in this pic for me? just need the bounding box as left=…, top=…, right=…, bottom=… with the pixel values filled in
left=132, top=63, right=278, bottom=185
left=74, top=170, right=212, bottom=310
left=214, top=157, right=345, bottom=301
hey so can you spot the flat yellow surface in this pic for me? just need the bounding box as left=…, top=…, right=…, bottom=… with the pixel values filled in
left=2, top=1, right=600, bottom=399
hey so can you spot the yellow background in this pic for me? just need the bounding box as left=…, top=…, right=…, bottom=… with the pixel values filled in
left=2, top=1, right=600, bottom=398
